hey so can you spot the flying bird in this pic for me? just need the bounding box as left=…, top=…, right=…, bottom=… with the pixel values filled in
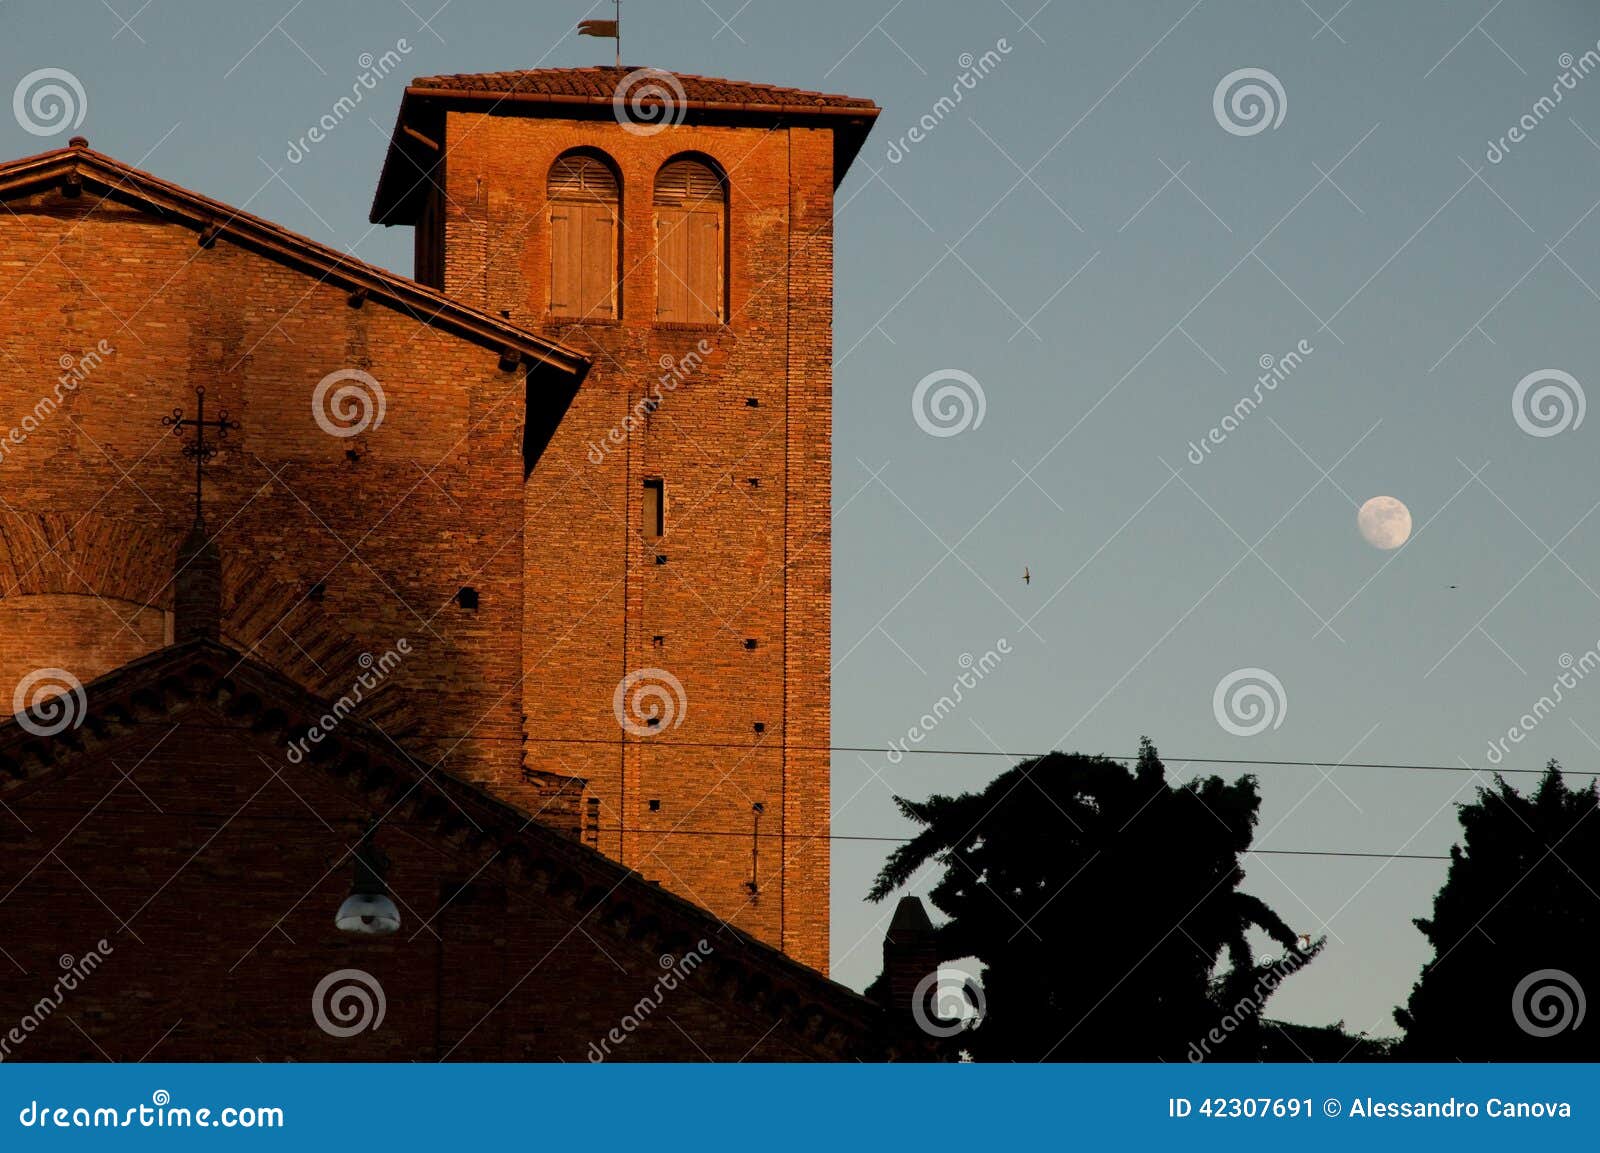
left=1023, top=566, right=1030, bottom=586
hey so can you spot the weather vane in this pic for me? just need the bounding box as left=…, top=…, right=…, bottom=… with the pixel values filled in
left=161, top=385, right=239, bottom=529
left=577, top=1, right=621, bottom=67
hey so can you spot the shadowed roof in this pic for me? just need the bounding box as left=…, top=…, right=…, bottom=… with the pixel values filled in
left=0, top=637, right=919, bottom=1059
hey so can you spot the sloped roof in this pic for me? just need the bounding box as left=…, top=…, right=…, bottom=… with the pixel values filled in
left=0, top=141, right=588, bottom=377
left=0, top=637, right=914, bottom=1059
left=409, top=66, right=878, bottom=111
left=372, top=67, right=879, bottom=223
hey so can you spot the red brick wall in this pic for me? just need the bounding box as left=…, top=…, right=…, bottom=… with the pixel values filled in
left=0, top=595, right=168, bottom=698
left=431, top=112, right=835, bottom=972
left=0, top=191, right=530, bottom=798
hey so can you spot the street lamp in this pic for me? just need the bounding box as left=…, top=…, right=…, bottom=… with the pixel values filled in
left=335, top=824, right=400, bottom=935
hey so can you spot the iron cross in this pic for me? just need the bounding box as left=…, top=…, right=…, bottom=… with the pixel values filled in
left=161, top=386, right=239, bottom=528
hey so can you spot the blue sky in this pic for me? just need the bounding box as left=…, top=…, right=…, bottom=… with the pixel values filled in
left=6, top=0, right=1600, bottom=1037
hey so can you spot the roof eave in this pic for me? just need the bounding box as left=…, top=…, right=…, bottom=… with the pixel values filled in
left=371, top=86, right=880, bottom=222
left=0, top=147, right=587, bottom=378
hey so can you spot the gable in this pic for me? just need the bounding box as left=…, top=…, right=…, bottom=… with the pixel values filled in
left=0, top=643, right=906, bottom=1061
left=0, top=144, right=587, bottom=378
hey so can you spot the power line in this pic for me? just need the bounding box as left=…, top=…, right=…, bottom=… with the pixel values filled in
left=595, top=826, right=1450, bottom=860
left=1, top=803, right=1453, bottom=860
left=49, top=720, right=1590, bottom=777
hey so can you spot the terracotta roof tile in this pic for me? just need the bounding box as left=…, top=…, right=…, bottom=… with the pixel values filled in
left=407, top=66, right=878, bottom=111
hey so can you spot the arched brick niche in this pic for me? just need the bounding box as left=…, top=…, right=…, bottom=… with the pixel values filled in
left=0, top=511, right=175, bottom=707
left=0, top=512, right=413, bottom=743
left=0, top=594, right=170, bottom=705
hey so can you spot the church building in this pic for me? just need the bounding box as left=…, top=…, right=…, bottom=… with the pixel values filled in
left=0, top=66, right=926, bottom=1060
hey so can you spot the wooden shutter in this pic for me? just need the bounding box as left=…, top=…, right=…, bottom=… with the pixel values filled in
left=685, top=211, right=721, bottom=323
left=549, top=208, right=578, bottom=316
left=579, top=203, right=617, bottom=319
left=548, top=155, right=618, bottom=319
left=654, top=160, right=725, bottom=323
left=655, top=206, right=690, bottom=320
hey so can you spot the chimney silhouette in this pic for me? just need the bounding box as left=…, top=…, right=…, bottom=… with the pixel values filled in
left=881, top=896, right=939, bottom=1022
left=173, top=524, right=222, bottom=642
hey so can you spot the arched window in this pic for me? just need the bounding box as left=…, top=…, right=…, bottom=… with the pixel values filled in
left=654, top=158, right=725, bottom=324
left=548, top=152, right=619, bottom=320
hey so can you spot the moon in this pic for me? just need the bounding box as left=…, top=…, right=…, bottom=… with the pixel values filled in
left=1357, top=495, right=1412, bottom=550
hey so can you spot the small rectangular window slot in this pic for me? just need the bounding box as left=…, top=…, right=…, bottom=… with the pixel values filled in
left=745, top=397, right=759, bottom=407
left=648, top=799, right=661, bottom=812
left=642, top=478, right=664, bottom=540
left=655, top=554, right=668, bottom=565
left=743, top=638, right=758, bottom=650
left=652, top=634, right=665, bottom=647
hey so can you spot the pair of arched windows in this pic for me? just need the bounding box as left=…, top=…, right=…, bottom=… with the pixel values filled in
left=547, top=153, right=726, bottom=325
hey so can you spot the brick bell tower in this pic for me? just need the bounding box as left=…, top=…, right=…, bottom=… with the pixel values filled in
left=372, top=67, right=878, bottom=973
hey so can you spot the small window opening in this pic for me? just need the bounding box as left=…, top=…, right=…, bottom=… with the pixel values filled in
left=642, top=478, right=664, bottom=540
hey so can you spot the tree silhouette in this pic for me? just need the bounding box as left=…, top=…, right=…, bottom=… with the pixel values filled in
left=1396, top=763, right=1598, bottom=1059
left=868, top=739, right=1322, bottom=1060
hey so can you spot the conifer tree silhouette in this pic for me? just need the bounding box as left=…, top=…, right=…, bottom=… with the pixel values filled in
left=1396, top=763, right=1597, bottom=1060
